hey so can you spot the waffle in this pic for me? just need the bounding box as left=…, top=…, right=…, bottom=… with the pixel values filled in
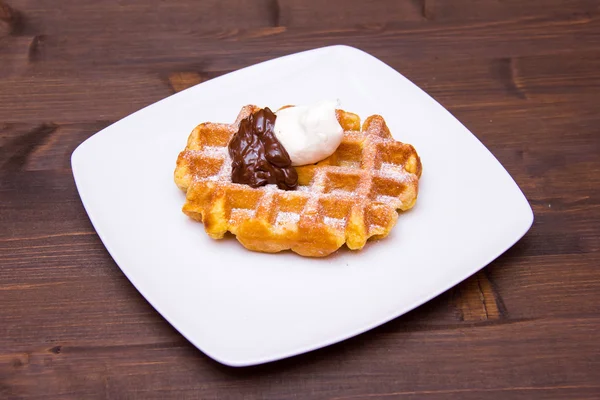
left=175, top=105, right=422, bottom=257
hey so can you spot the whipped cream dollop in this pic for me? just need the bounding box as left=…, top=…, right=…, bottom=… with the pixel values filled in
left=273, top=100, right=344, bottom=166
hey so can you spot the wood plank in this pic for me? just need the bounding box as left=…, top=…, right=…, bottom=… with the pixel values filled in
left=0, top=122, right=111, bottom=171
left=452, top=271, right=502, bottom=322
left=0, top=12, right=596, bottom=79
left=161, top=50, right=600, bottom=101
left=1, top=316, right=598, bottom=398
left=425, top=0, right=600, bottom=23
left=279, top=0, right=600, bottom=27
left=3, top=48, right=600, bottom=123
left=6, top=0, right=600, bottom=31
left=278, top=0, right=424, bottom=26
left=0, top=171, right=95, bottom=239
left=7, top=0, right=278, bottom=33
left=0, top=0, right=22, bottom=36
left=0, top=72, right=169, bottom=123
left=487, top=253, right=600, bottom=319
left=0, top=34, right=34, bottom=78
left=333, top=387, right=600, bottom=400
left=400, top=51, right=600, bottom=102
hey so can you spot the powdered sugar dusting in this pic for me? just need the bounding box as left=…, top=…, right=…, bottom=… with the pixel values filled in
left=380, top=162, right=406, bottom=176
left=276, top=212, right=300, bottom=226
left=217, top=158, right=232, bottom=181
left=324, top=216, right=345, bottom=230
left=377, top=164, right=413, bottom=184
left=261, top=184, right=280, bottom=192
left=230, top=208, right=256, bottom=222
left=338, top=160, right=361, bottom=169
left=376, top=195, right=402, bottom=207
left=364, top=115, right=386, bottom=135
left=203, top=146, right=228, bottom=157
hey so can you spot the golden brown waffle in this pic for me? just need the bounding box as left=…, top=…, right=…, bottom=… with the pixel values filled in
left=175, top=105, right=422, bottom=257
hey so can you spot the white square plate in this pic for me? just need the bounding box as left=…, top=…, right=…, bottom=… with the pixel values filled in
left=72, top=45, right=533, bottom=366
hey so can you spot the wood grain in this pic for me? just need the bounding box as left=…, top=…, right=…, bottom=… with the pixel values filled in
left=1, top=0, right=599, bottom=398
left=1, top=316, right=599, bottom=398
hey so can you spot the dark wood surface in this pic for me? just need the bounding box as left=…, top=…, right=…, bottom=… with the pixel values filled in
left=1, top=0, right=599, bottom=398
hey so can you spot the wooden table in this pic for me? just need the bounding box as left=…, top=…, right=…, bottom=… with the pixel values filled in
left=2, top=0, right=599, bottom=398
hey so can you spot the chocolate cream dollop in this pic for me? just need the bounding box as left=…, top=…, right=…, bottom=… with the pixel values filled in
left=228, top=107, right=298, bottom=190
